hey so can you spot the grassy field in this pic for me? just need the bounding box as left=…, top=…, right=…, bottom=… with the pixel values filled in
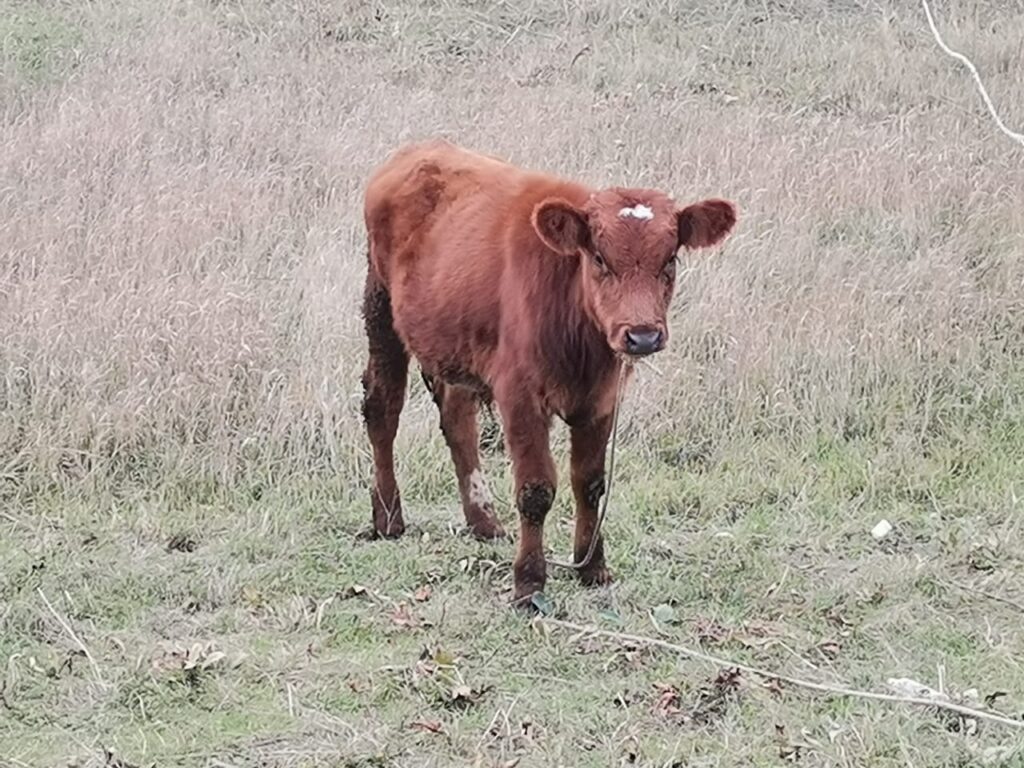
left=3, top=0, right=1024, bottom=765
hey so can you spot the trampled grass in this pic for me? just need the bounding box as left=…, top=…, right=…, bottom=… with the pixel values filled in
left=2, top=1, right=1024, bottom=766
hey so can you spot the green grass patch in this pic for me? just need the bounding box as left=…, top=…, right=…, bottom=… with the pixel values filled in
left=0, top=2, right=81, bottom=84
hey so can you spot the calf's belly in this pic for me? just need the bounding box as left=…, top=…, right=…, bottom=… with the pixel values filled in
left=391, top=295, right=495, bottom=400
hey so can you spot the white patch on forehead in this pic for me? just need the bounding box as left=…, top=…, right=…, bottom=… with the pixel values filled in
left=467, top=469, right=493, bottom=509
left=618, top=204, right=655, bottom=221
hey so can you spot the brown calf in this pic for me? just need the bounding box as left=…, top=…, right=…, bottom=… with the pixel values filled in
left=361, top=140, right=736, bottom=602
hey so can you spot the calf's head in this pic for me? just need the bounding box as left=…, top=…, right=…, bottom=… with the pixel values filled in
left=532, top=188, right=736, bottom=357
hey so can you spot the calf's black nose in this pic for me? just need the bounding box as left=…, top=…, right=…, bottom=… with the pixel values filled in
left=624, top=327, right=664, bottom=356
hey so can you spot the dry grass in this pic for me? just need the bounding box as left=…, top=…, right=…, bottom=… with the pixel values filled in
left=2, top=0, right=1024, bottom=766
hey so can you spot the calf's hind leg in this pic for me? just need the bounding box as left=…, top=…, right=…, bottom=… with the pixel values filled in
left=361, top=274, right=409, bottom=538
left=423, top=375, right=506, bottom=540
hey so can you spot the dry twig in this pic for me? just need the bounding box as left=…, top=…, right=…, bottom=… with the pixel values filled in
left=944, top=578, right=1024, bottom=614
left=545, top=619, right=1024, bottom=730
left=36, top=587, right=106, bottom=687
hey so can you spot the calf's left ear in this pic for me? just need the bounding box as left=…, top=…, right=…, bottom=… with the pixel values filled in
left=676, top=199, right=737, bottom=250
left=532, top=198, right=591, bottom=255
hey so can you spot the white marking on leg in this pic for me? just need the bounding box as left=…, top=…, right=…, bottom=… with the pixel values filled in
left=467, top=469, right=493, bottom=509
left=619, top=204, right=654, bottom=220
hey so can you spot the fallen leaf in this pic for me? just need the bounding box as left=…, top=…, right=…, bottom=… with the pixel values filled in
left=413, top=585, right=432, bottom=602
left=241, top=585, right=265, bottom=608
left=966, top=546, right=998, bottom=573
left=888, top=675, right=980, bottom=734
left=598, top=608, right=623, bottom=626
left=390, top=602, right=419, bottom=628
left=166, top=533, right=197, bottom=553
left=962, top=688, right=981, bottom=707
left=887, top=677, right=949, bottom=702
left=817, top=639, right=842, bottom=660
left=694, top=616, right=729, bottom=646
left=736, top=620, right=779, bottom=647
left=774, top=723, right=802, bottom=762
left=410, top=718, right=445, bottom=735
left=199, top=651, right=226, bottom=670
left=822, top=603, right=852, bottom=629
left=432, top=648, right=456, bottom=667
left=652, top=682, right=681, bottom=717
left=652, top=603, right=677, bottom=625
left=182, top=643, right=225, bottom=671
left=763, top=677, right=785, bottom=697
left=687, top=668, right=743, bottom=725
left=713, top=668, right=743, bottom=691
left=862, top=586, right=886, bottom=606
left=341, top=584, right=369, bottom=600
left=575, top=636, right=607, bottom=655
left=530, top=592, right=554, bottom=616
left=449, top=683, right=490, bottom=708
left=985, top=690, right=1009, bottom=708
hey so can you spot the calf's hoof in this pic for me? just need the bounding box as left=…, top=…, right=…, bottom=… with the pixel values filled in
left=374, top=518, right=406, bottom=539
left=512, top=551, right=546, bottom=607
left=511, top=583, right=546, bottom=611
left=573, top=537, right=610, bottom=586
left=578, top=562, right=614, bottom=587
left=468, top=512, right=507, bottom=541
left=372, top=506, right=406, bottom=539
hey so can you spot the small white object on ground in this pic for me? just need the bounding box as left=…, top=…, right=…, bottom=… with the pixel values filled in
left=887, top=677, right=950, bottom=702
left=871, top=519, right=893, bottom=540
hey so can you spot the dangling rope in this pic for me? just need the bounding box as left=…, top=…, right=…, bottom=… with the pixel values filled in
left=547, top=361, right=629, bottom=570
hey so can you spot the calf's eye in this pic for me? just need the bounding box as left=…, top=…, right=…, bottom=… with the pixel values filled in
left=592, top=251, right=607, bottom=270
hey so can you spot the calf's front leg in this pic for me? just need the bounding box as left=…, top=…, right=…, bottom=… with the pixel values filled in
left=570, top=414, right=614, bottom=586
left=497, top=390, right=556, bottom=603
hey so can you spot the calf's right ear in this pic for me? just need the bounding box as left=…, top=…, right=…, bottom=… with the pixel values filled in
left=532, top=198, right=591, bottom=255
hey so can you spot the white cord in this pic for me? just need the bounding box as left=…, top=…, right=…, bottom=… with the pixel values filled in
left=921, top=0, right=1024, bottom=147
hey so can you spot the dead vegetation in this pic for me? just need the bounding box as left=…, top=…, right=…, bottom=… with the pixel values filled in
left=2, top=0, right=1024, bottom=765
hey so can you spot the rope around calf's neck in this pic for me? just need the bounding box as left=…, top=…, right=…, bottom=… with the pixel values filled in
left=547, top=361, right=628, bottom=571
